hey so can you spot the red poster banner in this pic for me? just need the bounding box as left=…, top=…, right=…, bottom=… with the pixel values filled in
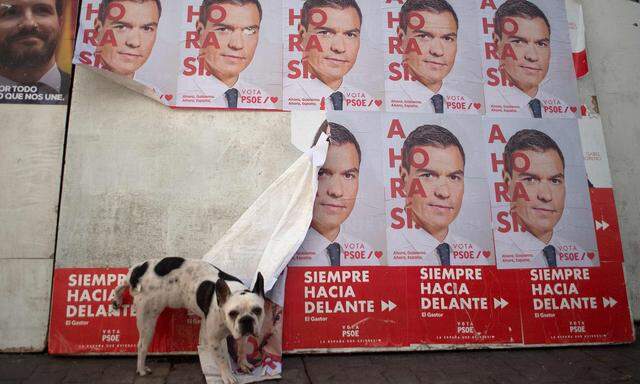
left=49, top=262, right=634, bottom=355
left=405, top=267, right=522, bottom=345
left=590, top=188, right=624, bottom=263
left=518, top=263, right=633, bottom=344
left=283, top=267, right=407, bottom=351
left=48, top=268, right=199, bottom=354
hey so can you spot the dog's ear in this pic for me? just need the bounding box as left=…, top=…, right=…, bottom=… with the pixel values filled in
left=252, top=272, right=265, bottom=298
left=215, top=279, right=231, bottom=307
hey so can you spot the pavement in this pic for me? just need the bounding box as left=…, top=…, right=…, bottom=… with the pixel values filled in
left=1, top=325, right=638, bottom=384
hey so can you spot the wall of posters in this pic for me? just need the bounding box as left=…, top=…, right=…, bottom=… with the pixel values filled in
left=282, top=112, right=633, bottom=351
left=72, top=0, right=581, bottom=113
left=50, top=0, right=633, bottom=364
left=384, top=0, right=485, bottom=114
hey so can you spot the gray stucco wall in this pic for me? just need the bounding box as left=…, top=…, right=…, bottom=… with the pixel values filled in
left=0, top=105, right=65, bottom=351
left=55, top=68, right=300, bottom=268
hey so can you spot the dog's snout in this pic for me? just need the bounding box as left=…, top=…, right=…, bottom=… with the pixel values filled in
left=239, top=316, right=254, bottom=335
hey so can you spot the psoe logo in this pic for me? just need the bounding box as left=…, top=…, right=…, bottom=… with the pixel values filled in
left=569, top=320, right=586, bottom=334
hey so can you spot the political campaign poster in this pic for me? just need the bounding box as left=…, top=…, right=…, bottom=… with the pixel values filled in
left=579, top=117, right=624, bottom=263
left=175, top=0, right=283, bottom=110
left=485, top=117, right=599, bottom=269
left=566, top=0, right=588, bottom=79
left=282, top=0, right=384, bottom=111
left=384, top=0, right=485, bottom=115
left=480, top=0, right=579, bottom=118
left=48, top=268, right=202, bottom=354
left=384, top=114, right=494, bottom=266
left=289, top=112, right=387, bottom=267
left=73, top=0, right=180, bottom=104
left=517, top=263, right=634, bottom=345
left=0, top=0, right=77, bottom=105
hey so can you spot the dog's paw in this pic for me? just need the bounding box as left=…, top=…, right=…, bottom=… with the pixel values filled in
left=238, top=358, right=254, bottom=373
left=220, top=371, right=238, bottom=384
left=136, top=366, right=152, bottom=376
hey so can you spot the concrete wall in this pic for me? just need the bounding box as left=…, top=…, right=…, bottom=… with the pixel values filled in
left=0, top=105, right=66, bottom=351
left=55, top=68, right=299, bottom=268
left=580, top=0, right=640, bottom=319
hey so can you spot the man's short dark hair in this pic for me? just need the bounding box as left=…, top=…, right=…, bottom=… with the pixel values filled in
left=401, top=125, right=465, bottom=172
left=56, top=0, right=63, bottom=16
left=301, top=0, right=362, bottom=30
left=494, top=0, right=550, bottom=38
left=504, top=129, right=564, bottom=175
left=199, top=0, right=262, bottom=26
left=313, top=120, right=362, bottom=165
left=399, top=0, right=458, bottom=32
left=98, top=0, right=162, bottom=23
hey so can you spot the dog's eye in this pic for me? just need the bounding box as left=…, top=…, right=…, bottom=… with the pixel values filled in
left=229, top=310, right=239, bottom=319
left=252, top=307, right=262, bottom=316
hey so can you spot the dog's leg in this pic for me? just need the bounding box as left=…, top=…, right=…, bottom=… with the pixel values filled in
left=236, top=335, right=254, bottom=373
left=207, top=331, right=237, bottom=384
left=135, top=305, right=160, bottom=376
left=111, top=282, right=128, bottom=310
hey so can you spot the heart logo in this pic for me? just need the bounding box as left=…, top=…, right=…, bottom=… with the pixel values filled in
left=374, top=251, right=383, bottom=259
left=587, top=252, right=596, bottom=260
left=270, top=96, right=278, bottom=104
left=570, top=106, right=577, bottom=113
left=164, top=94, right=173, bottom=101
left=482, top=250, right=491, bottom=258
left=473, top=103, right=482, bottom=110
left=374, top=99, right=383, bottom=107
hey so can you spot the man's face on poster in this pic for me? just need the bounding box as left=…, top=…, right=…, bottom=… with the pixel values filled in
left=312, top=142, right=360, bottom=235
left=399, top=10, right=457, bottom=90
left=0, top=0, right=61, bottom=69
left=504, top=149, right=565, bottom=241
left=196, top=2, right=260, bottom=84
left=494, top=16, right=550, bottom=95
left=401, top=145, right=464, bottom=237
left=94, top=0, right=160, bottom=78
left=299, top=6, right=361, bottom=87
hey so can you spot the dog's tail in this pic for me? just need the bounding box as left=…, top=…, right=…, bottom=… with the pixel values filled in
left=112, top=280, right=129, bottom=311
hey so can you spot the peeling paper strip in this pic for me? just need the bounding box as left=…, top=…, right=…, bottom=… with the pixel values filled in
left=199, top=115, right=328, bottom=383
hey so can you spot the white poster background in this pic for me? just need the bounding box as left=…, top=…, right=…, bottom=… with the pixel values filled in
left=175, top=0, right=283, bottom=109
left=579, top=117, right=613, bottom=189
left=485, top=118, right=599, bottom=269
left=480, top=0, right=579, bottom=118
left=325, top=111, right=388, bottom=264
left=73, top=0, right=180, bottom=102
left=282, top=0, right=384, bottom=111
left=383, top=114, right=494, bottom=266
left=384, top=0, right=485, bottom=114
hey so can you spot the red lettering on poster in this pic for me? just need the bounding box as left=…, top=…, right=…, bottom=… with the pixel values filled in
left=386, top=11, right=400, bottom=29
left=387, top=62, right=413, bottom=81
left=480, top=0, right=497, bottom=10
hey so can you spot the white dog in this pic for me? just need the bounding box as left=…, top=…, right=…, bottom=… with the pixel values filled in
left=112, top=257, right=265, bottom=384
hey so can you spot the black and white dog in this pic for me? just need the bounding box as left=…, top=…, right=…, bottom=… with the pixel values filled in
left=112, top=257, right=265, bottom=384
